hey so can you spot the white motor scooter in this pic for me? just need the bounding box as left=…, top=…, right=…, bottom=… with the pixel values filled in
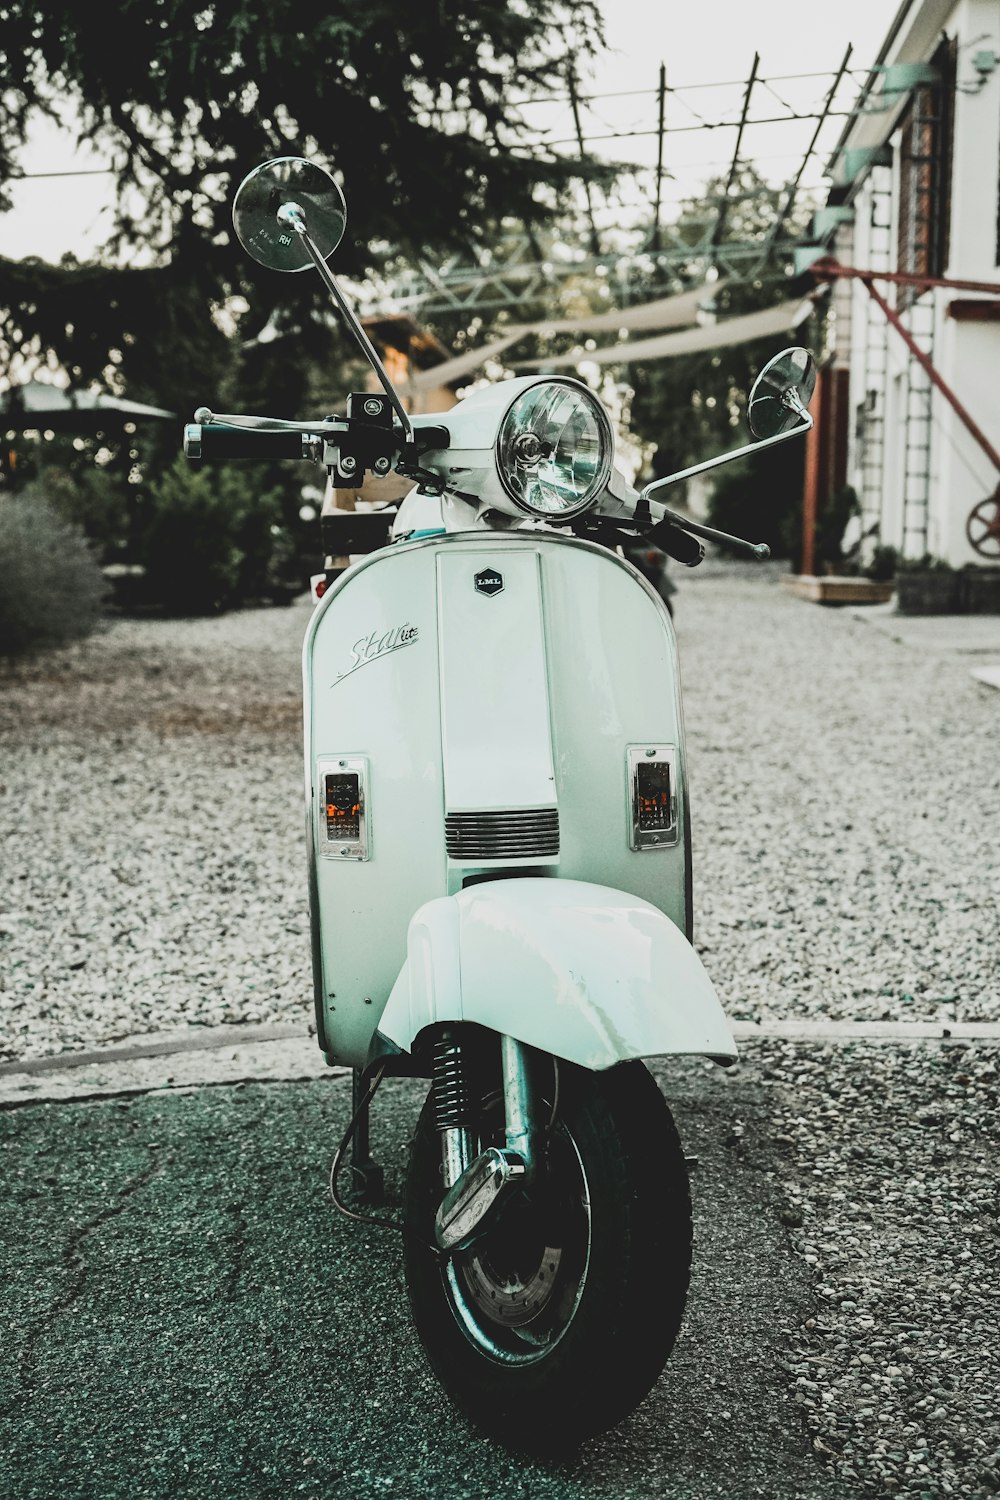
left=184, top=157, right=816, bottom=1451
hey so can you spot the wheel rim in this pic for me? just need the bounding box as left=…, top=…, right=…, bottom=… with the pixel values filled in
left=442, top=1112, right=592, bottom=1365
left=967, top=495, right=1000, bottom=557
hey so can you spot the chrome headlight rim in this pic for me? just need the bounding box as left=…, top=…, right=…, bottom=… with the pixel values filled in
left=494, top=378, right=614, bottom=521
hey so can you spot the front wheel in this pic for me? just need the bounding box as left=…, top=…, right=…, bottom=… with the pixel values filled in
left=403, top=1058, right=692, bottom=1451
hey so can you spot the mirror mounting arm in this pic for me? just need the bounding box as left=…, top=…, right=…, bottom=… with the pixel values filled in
left=278, top=203, right=414, bottom=445
left=640, top=398, right=813, bottom=504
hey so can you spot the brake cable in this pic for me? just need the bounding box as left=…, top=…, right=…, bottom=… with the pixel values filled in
left=327, top=1065, right=405, bottom=1233
left=327, top=1067, right=443, bottom=1254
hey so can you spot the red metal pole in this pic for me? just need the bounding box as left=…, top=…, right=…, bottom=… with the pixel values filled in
left=799, top=365, right=850, bottom=576
left=811, top=258, right=1000, bottom=297
left=809, top=259, right=1000, bottom=471
left=800, top=372, right=828, bottom=575
left=860, top=276, right=1000, bottom=474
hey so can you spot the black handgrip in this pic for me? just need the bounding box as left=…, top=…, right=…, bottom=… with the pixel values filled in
left=647, top=519, right=705, bottom=568
left=183, top=422, right=314, bottom=461
left=412, top=424, right=450, bottom=453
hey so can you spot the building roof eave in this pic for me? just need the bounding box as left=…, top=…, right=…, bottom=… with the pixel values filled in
left=825, top=0, right=955, bottom=183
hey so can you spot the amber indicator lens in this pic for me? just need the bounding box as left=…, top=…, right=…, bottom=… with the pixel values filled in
left=636, top=761, right=672, bottom=832
left=325, top=772, right=361, bottom=840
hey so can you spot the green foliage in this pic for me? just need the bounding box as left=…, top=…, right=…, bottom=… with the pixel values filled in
left=623, top=167, right=818, bottom=479
left=140, top=457, right=292, bottom=615
left=423, top=164, right=820, bottom=525
left=18, top=460, right=133, bottom=564
left=865, top=544, right=898, bottom=581
left=705, top=435, right=806, bottom=560
left=815, top=484, right=860, bottom=571
left=897, top=552, right=954, bottom=572
left=0, top=485, right=109, bottom=654
left=0, top=0, right=609, bottom=400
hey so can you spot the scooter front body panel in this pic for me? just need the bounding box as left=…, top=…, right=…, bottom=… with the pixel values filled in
left=304, top=529, right=695, bottom=1068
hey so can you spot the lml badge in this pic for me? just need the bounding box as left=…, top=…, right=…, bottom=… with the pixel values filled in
left=474, top=568, right=504, bottom=597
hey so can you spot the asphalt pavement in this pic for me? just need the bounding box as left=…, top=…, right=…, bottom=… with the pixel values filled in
left=1, top=1057, right=838, bottom=1500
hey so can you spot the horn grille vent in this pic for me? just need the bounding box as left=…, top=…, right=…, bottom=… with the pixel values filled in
left=445, top=808, right=559, bottom=860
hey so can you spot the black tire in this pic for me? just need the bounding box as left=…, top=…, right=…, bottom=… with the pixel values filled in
left=403, top=1057, right=692, bottom=1452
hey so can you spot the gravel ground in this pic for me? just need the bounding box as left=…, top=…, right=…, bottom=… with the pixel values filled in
left=677, top=562, right=999, bottom=1025
left=2, top=561, right=999, bottom=1495
left=0, top=604, right=312, bottom=1061
left=0, top=1066, right=838, bottom=1500
left=2, top=557, right=996, bottom=1061
left=658, top=1037, right=1000, bottom=1498
left=740, top=1036, right=1000, bottom=1497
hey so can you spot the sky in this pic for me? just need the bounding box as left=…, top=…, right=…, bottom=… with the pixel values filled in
left=0, top=0, right=903, bottom=264
left=529, top=0, right=904, bottom=235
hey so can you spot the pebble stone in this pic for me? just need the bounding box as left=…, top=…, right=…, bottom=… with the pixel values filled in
left=740, top=1035, right=1000, bottom=1498
left=0, top=602, right=315, bottom=1061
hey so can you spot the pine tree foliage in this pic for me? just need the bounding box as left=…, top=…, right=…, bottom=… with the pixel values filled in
left=0, top=0, right=609, bottom=404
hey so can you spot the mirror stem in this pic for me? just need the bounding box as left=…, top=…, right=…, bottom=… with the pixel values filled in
left=641, top=408, right=813, bottom=502
left=279, top=204, right=414, bottom=444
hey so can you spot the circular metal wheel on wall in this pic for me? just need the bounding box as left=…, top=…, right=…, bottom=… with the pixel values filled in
left=966, top=490, right=1000, bottom=558
left=403, top=1058, right=692, bottom=1453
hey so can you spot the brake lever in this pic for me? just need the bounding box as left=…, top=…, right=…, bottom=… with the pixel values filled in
left=649, top=507, right=770, bottom=561
left=599, top=472, right=770, bottom=560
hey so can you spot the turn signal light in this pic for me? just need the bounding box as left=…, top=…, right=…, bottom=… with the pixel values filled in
left=627, top=746, right=679, bottom=850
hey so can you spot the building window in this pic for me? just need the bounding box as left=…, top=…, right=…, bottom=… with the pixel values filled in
left=896, top=39, right=956, bottom=306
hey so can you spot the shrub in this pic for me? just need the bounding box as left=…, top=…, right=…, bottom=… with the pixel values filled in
left=40, top=463, right=133, bottom=564
left=865, top=544, right=898, bottom=581
left=815, top=484, right=861, bottom=571
left=706, top=434, right=805, bottom=559
left=897, top=552, right=954, bottom=572
left=0, top=485, right=109, bottom=655
left=140, top=457, right=292, bottom=615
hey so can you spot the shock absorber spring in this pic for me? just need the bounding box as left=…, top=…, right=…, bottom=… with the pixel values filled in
left=432, top=1029, right=473, bottom=1131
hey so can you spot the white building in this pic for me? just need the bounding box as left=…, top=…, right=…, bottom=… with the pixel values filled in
left=805, top=0, right=1000, bottom=569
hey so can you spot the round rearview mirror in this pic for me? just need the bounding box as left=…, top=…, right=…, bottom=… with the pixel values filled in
left=233, top=157, right=347, bottom=272
left=747, top=346, right=817, bottom=440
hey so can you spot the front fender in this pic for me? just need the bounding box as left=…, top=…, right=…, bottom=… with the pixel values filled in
left=375, top=878, right=737, bottom=1069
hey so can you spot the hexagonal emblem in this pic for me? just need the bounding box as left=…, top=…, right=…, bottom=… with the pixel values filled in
left=474, top=568, right=504, bottom=597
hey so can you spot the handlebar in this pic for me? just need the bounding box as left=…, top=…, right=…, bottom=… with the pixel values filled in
left=183, top=407, right=451, bottom=472
left=183, top=408, right=768, bottom=563
left=599, top=471, right=770, bottom=561
left=650, top=522, right=705, bottom=568
left=183, top=421, right=323, bottom=461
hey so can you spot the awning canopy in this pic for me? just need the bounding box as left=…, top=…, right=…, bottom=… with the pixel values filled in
left=409, top=282, right=725, bottom=392
left=0, top=380, right=176, bottom=432
left=513, top=297, right=817, bottom=369
left=526, top=282, right=724, bottom=337
left=409, top=332, right=527, bottom=392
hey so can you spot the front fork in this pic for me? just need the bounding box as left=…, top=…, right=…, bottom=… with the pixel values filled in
left=432, top=1027, right=542, bottom=1251
left=497, top=1033, right=539, bottom=1178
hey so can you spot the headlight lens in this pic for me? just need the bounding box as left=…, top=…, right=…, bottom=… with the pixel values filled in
left=495, top=381, right=613, bottom=518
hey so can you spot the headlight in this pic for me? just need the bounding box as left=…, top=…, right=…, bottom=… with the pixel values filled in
left=495, top=380, right=613, bottom=519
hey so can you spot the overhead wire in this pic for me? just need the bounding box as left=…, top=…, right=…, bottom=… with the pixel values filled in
left=505, top=65, right=877, bottom=107
left=10, top=62, right=871, bottom=179
left=7, top=49, right=862, bottom=326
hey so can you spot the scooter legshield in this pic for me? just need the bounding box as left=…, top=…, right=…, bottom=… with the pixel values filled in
left=375, top=876, right=738, bottom=1069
